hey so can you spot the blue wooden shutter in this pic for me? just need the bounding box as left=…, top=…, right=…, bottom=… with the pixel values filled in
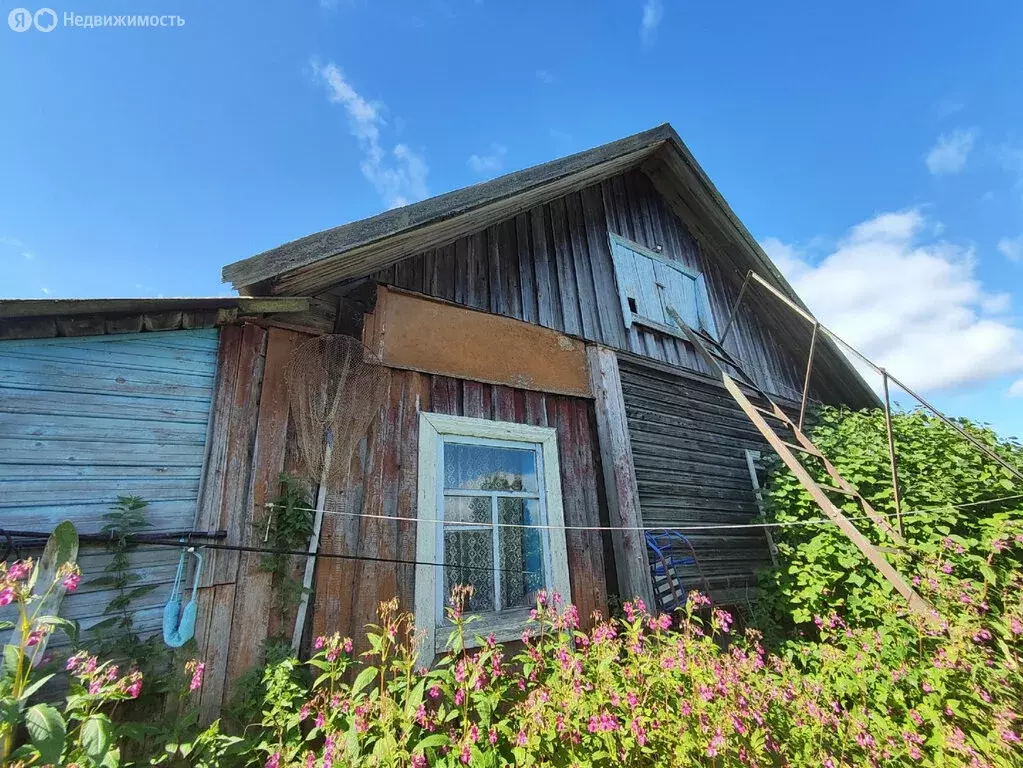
left=608, top=233, right=717, bottom=337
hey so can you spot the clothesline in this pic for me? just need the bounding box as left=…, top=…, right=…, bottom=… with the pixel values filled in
left=263, top=492, right=1023, bottom=535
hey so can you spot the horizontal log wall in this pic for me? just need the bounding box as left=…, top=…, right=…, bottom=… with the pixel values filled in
left=618, top=356, right=779, bottom=606
left=373, top=169, right=811, bottom=401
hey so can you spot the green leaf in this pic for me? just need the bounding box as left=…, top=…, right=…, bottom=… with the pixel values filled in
left=35, top=616, right=79, bottom=643
left=351, top=666, right=378, bottom=697
left=25, top=702, right=65, bottom=765
left=18, top=673, right=55, bottom=702
left=31, top=520, right=79, bottom=591
left=0, top=697, right=20, bottom=727
left=82, top=713, right=114, bottom=764
left=413, top=733, right=450, bottom=751
left=127, top=584, right=158, bottom=600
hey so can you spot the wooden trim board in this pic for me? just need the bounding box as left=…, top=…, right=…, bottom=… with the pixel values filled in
left=364, top=286, right=592, bottom=398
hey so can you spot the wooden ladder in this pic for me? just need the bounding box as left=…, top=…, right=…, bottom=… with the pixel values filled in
left=664, top=307, right=934, bottom=619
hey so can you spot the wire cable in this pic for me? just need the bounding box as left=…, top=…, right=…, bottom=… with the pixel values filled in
left=264, top=492, right=1023, bottom=535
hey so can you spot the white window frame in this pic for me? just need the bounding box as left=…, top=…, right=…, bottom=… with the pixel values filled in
left=414, top=412, right=571, bottom=662
left=608, top=232, right=719, bottom=339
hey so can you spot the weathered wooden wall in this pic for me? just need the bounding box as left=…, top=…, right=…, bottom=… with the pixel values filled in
left=190, top=323, right=321, bottom=722
left=371, top=169, right=813, bottom=401
left=617, top=355, right=780, bottom=605
left=311, top=371, right=612, bottom=656
left=0, top=329, right=219, bottom=645
left=189, top=327, right=611, bottom=718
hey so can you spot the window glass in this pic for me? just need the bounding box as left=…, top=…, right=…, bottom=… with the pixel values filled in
left=440, top=441, right=546, bottom=619
left=443, top=529, right=496, bottom=613
left=497, top=497, right=545, bottom=609
left=443, top=443, right=538, bottom=492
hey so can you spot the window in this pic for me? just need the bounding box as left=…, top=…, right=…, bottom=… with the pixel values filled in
left=607, top=232, right=718, bottom=338
left=415, top=413, right=571, bottom=660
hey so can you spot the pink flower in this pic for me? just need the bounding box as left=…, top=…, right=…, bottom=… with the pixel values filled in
left=8, top=561, right=32, bottom=580
left=516, top=730, right=528, bottom=747
left=25, top=627, right=47, bottom=647
left=125, top=675, right=143, bottom=699
left=189, top=661, right=206, bottom=691
left=343, top=637, right=353, bottom=653
left=265, top=753, right=281, bottom=768
left=454, top=689, right=465, bottom=706
left=315, top=712, right=325, bottom=729
left=1010, top=618, right=1022, bottom=635
left=411, top=755, right=427, bottom=768
left=706, top=729, right=725, bottom=757
left=0, top=587, right=14, bottom=608
left=314, top=636, right=325, bottom=650
left=429, top=685, right=441, bottom=698
left=488, top=728, right=498, bottom=745
left=460, top=744, right=471, bottom=764
left=62, top=572, right=81, bottom=592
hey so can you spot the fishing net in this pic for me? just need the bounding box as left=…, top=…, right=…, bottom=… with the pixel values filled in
left=288, top=335, right=387, bottom=512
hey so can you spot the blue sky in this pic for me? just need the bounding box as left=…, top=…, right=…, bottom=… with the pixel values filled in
left=1, top=0, right=1021, bottom=440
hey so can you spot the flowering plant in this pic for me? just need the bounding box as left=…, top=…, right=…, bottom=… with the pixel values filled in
left=221, top=526, right=1021, bottom=767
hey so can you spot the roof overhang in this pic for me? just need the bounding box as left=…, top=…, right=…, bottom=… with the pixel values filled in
left=0, top=296, right=309, bottom=319
left=0, top=296, right=311, bottom=341
left=220, top=123, right=878, bottom=407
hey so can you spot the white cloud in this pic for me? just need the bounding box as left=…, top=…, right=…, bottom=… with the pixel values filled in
left=467, top=144, right=507, bottom=177
left=925, top=129, right=976, bottom=175
left=23, top=251, right=35, bottom=261
left=311, top=60, right=429, bottom=208
left=998, top=235, right=1023, bottom=263
left=641, top=0, right=663, bottom=46
left=40, top=287, right=50, bottom=295
left=761, top=209, right=1023, bottom=395
left=535, top=69, right=554, bottom=84
left=1010, top=379, right=1023, bottom=398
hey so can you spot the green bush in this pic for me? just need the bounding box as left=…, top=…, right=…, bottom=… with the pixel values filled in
left=756, top=407, right=1023, bottom=632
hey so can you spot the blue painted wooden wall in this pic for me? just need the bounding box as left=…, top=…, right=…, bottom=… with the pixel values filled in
left=0, top=328, right=220, bottom=641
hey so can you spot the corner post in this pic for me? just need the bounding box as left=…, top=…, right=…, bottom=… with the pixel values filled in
left=585, top=345, right=656, bottom=610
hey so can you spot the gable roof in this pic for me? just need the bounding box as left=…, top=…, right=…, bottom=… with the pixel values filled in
left=222, top=123, right=877, bottom=406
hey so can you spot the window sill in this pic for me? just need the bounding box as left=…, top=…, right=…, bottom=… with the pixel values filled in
left=433, top=607, right=535, bottom=654
left=634, top=315, right=716, bottom=343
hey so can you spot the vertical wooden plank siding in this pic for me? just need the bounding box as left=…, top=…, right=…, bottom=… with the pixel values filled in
left=616, top=356, right=777, bottom=605
left=0, top=328, right=219, bottom=642
left=211, top=324, right=268, bottom=585
left=309, top=371, right=609, bottom=645
left=188, top=324, right=269, bottom=720
left=372, top=169, right=808, bottom=400
left=224, top=328, right=302, bottom=697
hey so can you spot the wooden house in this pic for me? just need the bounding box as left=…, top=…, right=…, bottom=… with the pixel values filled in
left=0, top=124, right=875, bottom=719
